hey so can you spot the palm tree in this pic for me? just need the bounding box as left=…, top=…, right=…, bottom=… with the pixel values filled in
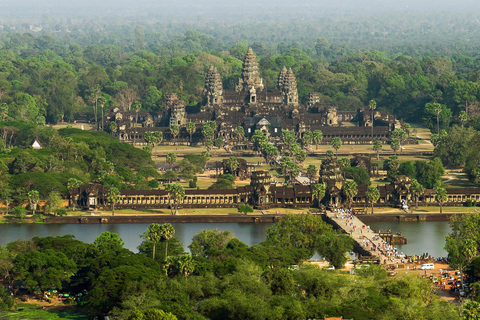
left=166, top=152, right=176, bottom=169
left=98, top=97, right=106, bottom=130
left=235, top=126, right=245, bottom=145
left=404, top=123, right=411, bottom=139
left=459, top=111, right=468, bottom=128
left=107, top=187, right=120, bottom=216
left=146, top=223, right=162, bottom=260
left=144, top=131, right=158, bottom=153
left=373, top=140, right=382, bottom=160
left=154, top=131, right=163, bottom=152
left=331, top=137, right=342, bottom=158
left=27, top=190, right=39, bottom=215
left=165, top=184, right=185, bottom=215
left=411, top=179, right=424, bottom=210
left=391, top=129, right=407, bottom=152
left=306, top=164, right=317, bottom=182
left=433, top=103, right=442, bottom=135
left=313, top=130, right=323, bottom=150
left=390, top=138, right=400, bottom=154
left=366, top=186, right=380, bottom=214
left=133, top=101, right=141, bottom=145
left=226, top=156, right=239, bottom=176
left=186, top=122, right=196, bottom=145
left=312, top=183, right=326, bottom=208
left=160, top=223, right=175, bottom=259
left=173, top=254, right=195, bottom=278
left=369, top=99, right=376, bottom=144
left=303, top=131, right=313, bottom=149
left=170, top=124, right=180, bottom=145
left=435, top=187, right=448, bottom=214
left=343, top=180, right=358, bottom=209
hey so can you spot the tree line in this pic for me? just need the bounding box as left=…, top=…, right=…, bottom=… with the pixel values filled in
left=2, top=31, right=480, bottom=126
left=0, top=214, right=462, bottom=319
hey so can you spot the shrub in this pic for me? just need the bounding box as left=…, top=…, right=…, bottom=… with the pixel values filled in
left=238, top=204, right=254, bottom=214
left=189, top=176, right=198, bottom=188
left=466, top=199, right=473, bottom=207
left=148, top=179, right=159, bottom=189
left=32, top=214, right=45, bottom=223
left=344, top=167, right=371, bottom=186
left=13, top=206, right=26, bottom=221
left=56, top=208, right=67, bottom=217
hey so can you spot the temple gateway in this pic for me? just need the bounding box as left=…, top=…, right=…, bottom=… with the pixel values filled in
left=105, top=48, right=403, bottom=145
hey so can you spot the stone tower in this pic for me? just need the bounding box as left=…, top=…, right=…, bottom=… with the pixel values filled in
left=320, top=157, right=344, bottom=205
left=250, top=170, right=272, bottom=209
left=282, top=68, right=299, bottom=106
left=204, top=65, right=223, bottom=107
left=278, top=65, right=287, bottom=89
left=236, top=47, right=264, bottom=98
left=307, top=92, right=321, bottom=108
left=166, top=93, right=187, bottom=126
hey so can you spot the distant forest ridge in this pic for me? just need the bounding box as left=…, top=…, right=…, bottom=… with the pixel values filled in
left=1, top=8, right=480, bottom=56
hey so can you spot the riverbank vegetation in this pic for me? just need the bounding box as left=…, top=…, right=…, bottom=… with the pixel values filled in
left=0, top=215, right=462, bottom=319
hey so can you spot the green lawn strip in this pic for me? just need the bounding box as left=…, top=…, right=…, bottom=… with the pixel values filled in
left=3, top=304, right=86, bottom=319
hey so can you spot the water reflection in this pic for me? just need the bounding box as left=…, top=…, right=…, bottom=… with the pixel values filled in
left=0, top=223, right=273, bottom=253
left=367, top=221, right=451, bottom=257
left=0, top=221, right=451, bottom=257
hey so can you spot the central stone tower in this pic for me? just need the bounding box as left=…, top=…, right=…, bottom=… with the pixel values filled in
left=236, top=48, right=264, bottom=103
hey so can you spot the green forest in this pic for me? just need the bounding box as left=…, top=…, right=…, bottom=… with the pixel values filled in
left=1, top=24, right=480, bottom=126
left=0, top=215, right=465, bottom=319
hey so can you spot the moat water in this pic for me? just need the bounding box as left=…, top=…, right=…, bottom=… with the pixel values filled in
left=0, top=221, right=451, bottom=257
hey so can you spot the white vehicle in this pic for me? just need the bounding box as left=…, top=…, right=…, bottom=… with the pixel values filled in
left=420, top=263, right=435, bottom=270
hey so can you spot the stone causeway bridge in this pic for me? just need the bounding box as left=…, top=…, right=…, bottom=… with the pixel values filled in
left=324, top=211, right=400, bottom=265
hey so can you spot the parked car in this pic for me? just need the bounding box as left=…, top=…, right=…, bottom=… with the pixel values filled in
left=420, top=263, right=435, bottom=270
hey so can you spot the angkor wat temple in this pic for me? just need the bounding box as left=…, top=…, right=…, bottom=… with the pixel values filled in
left=71, top=157, right=480, bottom=212
left=105, top=48, right=403, bottom=145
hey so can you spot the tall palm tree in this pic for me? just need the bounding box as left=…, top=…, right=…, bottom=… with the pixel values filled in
left=435, top=187, right=447, bottom=214
left=236, top=126, right=245, bottom=143
left=186, top=122, right=196, bottom=145
left=331, top=137, right=342, bottom=158
left=411, top=179, right=424, bottom=210
left=133, top=101, right=142, bottom=145
left=369, top=99, right=376, bottom=144
left=146, top=223, right=162, bottom=260
left=433, top=103, right=442, bottom=135
left=170, top=124, right=180, bottom=145
left=312, top=183, right=326, bottom=208
left=343, top=181, right=358, bottom=209
left=160, top=223, right=175, bottom=259
left=366, top=186, right=380, bottom=214
left=165, top=184, right=185, bottom=215
left=107, top=187, right=120, bottom=216
left=313, top=130, right=323, bottom=150
left=373, top=140, right=382, bottom=160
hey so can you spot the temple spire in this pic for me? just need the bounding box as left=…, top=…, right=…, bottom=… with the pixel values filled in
left=278, top=65, right=287, bottom=90
left=204, top=65, right=223, bottom=106
left=236, top=47, right=264, bottom=92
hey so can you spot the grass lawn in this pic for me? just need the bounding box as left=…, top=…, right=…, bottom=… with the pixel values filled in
left=95, top=207, right=245, bottom=215
left=410, top=206, right=477, bottom=214
left=48, top=123, right=94, bottom=131
left=3, top=303, right=86, bottom=319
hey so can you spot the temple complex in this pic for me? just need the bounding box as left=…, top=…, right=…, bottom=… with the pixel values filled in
left=71, top=158, right=480, bottom=211
left=105, top=48, right=403, bottom=145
